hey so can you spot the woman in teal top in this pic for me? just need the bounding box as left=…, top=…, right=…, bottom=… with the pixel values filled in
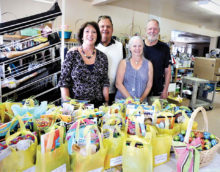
left=115, top=36, right=153, bottom=103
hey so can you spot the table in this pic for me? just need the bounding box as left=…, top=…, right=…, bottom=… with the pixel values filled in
left=154, top=153, right=220, bottom=172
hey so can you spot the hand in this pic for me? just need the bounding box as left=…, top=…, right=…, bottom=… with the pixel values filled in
left=160, top=89, right=168, bottom=99
left=68, top=46, right=78, bottom=53
left=104, top=101, right=109, bottom=106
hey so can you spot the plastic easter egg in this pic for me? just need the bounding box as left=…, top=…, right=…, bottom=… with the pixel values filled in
left=197, top=146, right=203, bottom=151
left=180, top=137, right=184, bottom=142
left=178, top=133, right=183, bottom=138
left=204, top=134, right=210, bottom=140
left=189, top=137, right=193, bottom=143
left=204, top=140, right=211, bottom=147
left=174, top=135, right=180, bottom=141
left=211, top=139, right=217, bottom=146
left=190, top=132, right=195, bottom=138
left=181, top=130, right=186, bottom=136
left=210, top=134, right=216, bottom=140
left=200, top=139, right=205, bottom=145
left=204, top=144, right=211, bottom=150
left=196, top=132, right=204, bottom=139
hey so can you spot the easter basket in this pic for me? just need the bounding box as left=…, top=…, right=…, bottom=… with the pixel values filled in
left=173, top=107, right=220, bottom=168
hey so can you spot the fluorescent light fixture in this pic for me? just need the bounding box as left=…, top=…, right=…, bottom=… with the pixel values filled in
left=198, top=0, right=220, bottom=15
left=33, top=0, right=55, bottom=4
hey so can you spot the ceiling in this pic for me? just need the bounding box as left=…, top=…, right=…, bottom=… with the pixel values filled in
left=90, top=0, right=220, bottom=32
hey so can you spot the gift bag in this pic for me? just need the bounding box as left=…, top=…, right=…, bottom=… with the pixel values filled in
left=122, top=134, right=153, bottom=172
left=0, top=116, right=37, bottom=172
left=103, top=125, right=125, bottom=169
left=70, top=125, right=107, bottom=172
left=156, top=112, right=180, bottom=136
left=152, top=134, right=172, bottom=167
left=36, top=142, right=70, bottom=172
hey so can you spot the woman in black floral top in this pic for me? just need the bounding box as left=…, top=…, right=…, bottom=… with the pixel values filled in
left=58, top=21, right=109, bottom=107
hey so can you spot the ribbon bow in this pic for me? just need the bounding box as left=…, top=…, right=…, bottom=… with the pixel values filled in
left=174, top=137, right=201, bottom=172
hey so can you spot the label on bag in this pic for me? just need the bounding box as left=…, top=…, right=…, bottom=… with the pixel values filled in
left=88, top=167, right=103, bottom=172
left=154, top=153, right=167, bottom=164
left=110, top=156, right=122, bottom=167
left=51, top=164, right=66, bottom=172
left=23, top=166, right=35, bottom=172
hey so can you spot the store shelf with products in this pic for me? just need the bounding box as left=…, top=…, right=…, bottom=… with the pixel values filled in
left=173, top=67, right=193, bottom=83
left=180, top=76, right=217, bottom=110
left=0, top=2, right=62, bottom=103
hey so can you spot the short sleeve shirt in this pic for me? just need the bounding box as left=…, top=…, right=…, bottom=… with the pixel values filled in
left=143, top=41, right=171, bottom=95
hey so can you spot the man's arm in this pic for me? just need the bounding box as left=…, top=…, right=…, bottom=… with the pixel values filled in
left=161, top=65, right=171, bottom=99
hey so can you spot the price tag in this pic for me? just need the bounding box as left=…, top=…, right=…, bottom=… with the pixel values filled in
left=154, top=153, right=167, bottom=164
left=51, top=164, right=66, bottom=172
left=110, top=156, right=122, bottom=167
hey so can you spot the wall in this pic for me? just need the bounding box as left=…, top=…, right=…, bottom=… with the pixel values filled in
left=1, top=0, right=220, bottom=43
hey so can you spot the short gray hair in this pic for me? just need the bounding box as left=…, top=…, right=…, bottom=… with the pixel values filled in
left=146, top=19, right=160, bottom=29
left=127, top=36, right=144, bottom=59
left=128, top=36, right=144, bottom=49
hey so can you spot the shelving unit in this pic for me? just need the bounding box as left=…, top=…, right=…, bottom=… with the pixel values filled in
left=0, top=2, right=62, bottom=104
left=180, top=76, right=217, bottom=110
left=173, top=67, right=193, bottom=82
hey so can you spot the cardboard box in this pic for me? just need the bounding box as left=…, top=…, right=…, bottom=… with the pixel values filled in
left=193, top=57, right=220, bottom=81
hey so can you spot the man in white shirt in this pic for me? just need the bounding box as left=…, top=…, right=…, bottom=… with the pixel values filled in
left=96, top=15, right=124, bottom=105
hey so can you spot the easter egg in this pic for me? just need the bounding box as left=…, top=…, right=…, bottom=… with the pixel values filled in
left=211, top=139, right=217, bottom=146
left=210, top=134, right=216, bottom=140
left=196, top=132, right=204, bottom=139
left=189, top=137, right=193, bottom=143
left=203, top=132, right=211, bottom=139
left=204, top=144, right=211, bottom=150
left=190, top=132, right=195, bottom=138
left=178, top=133, right=183, bottom=138
left=200, top=139, right=205, bottom=145
left=181, top=130, right=186, bottom=136
left=197, top=146, right=203, bottom=151
left=180, top=137, right=184, bottom=142
left=174, top=135, right=180, bottom=141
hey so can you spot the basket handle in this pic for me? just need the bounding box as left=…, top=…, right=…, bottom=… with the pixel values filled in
left=184, top=107, right=208, bottom=144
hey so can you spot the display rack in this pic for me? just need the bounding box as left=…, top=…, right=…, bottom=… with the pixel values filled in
left=180, top=76, right=217, bottom=110
left=173, top=67, right=193, bottom=82
left=0, top=2, right=62, bottom=104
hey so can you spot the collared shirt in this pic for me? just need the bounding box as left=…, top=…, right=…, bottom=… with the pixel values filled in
left=101, top=38, right=126, bottom=59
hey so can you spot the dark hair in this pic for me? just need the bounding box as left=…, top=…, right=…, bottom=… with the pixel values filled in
left=97, top=15, right=113, bottom=26
left=77, top=21, right=101, bottom=46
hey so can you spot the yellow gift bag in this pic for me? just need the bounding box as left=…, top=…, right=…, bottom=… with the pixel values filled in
left=36, top=125, right=70, bottom=172
left=71, top=125, right=107, bottom=172
left=122, top=134, right=153, bottom=172
left=0, top=116, right=37, bottom=172
left=179, top=110, right=198, bottom=131
left=36, top=142, right=70, bottom=172
left=152, top=134, right=172, bottom=167
left=103, top=125, right=125, bottom=170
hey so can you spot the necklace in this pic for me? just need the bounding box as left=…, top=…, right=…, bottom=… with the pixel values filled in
left=132, top=58, right=141, bottom=65
left=81, top=46, right=95, bottom=59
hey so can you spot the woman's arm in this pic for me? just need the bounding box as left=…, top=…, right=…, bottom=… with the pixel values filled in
left=115, top=60, right=131, bottom=98
left=58, top=51, right=76, bottom=101
left=60, top=87, right=70, bottom=101
left=103, top=87, right=109, bottom=105
left=140, top=61, right=153, bottom=102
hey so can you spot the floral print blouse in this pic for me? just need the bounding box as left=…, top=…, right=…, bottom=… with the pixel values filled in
left=58, top=49, right=109, bottom=102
